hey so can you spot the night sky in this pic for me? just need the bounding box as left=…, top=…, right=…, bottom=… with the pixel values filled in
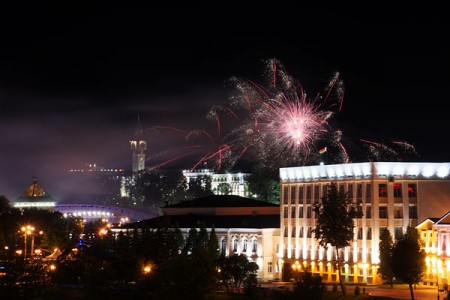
left=0, top=4, right=448, bottom=202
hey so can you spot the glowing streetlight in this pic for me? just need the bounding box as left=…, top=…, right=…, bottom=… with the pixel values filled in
left=143, top=265, right=151, bottom=275
left=21, top=225, right=35, bottom=259
left=291, top=260, right=301, bottom=282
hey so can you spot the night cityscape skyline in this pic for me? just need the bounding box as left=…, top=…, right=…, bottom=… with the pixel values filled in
left=1, top=4, right=449, bottom=202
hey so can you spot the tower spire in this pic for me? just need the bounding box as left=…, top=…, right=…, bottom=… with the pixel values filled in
left=130, top=116, right=147, bottom=173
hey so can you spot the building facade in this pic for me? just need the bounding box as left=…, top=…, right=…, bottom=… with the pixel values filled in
left=417, top=211, right=450, bottom=288
left=111, top=195, right=280, bottom=281
left=182, top=168, right=250, bottom=197
left=279, top=162, right=450, bottom=284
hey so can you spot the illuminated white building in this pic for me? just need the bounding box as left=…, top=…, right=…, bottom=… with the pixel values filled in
left=417, top=211, right=450, bottom=288
left=111, top=195, right=280, bottom=281
left=182, top=168, right=250, bottom=197
left=279, top=162, right=450, bottom=284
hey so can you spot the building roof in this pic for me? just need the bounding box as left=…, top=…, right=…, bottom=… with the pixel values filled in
left=164, top=195, right=279, bottom=208
left=280, top=162, right=450, bottom=182
left=435, top=211, right=450, bottom=225
left=118, top=214, right=280, bottom=230
left=15, top=178, right=56, bottom=203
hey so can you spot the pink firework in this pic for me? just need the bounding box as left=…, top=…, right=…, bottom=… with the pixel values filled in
left=221, top=58, right=344, bottom=167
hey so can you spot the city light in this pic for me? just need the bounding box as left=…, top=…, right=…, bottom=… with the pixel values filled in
left=143, top=265, right=151, bottom=275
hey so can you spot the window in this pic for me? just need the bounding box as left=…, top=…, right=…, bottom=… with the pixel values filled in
left=357, top=184, right=363, bottom=198
left=291, top=186, right=297, bottom=204
left=299, top=227, right=304, bottom=238
left=233, top=239, right=238, bottom=252
left=307, top=207, right=312, bottom=218
left=394, top=227, right=403, bottom=240
left=409, top=206, right=418, bottom=219
left=379, top=206, right=388, bottom=219
left=292, top=226, right=296, bottom=237
left=366, top=184, right=371, bottom=198
left=367, top=228, right=372, bottom=240
left=339, top=184, right=345, bottom=194
left=379, top=184, right=387, bottom=197
left=366, top=206, right=372, bottom=218
left=306, top=186, right=312, bottom=203
left=314, top=186, right=320, bottom=201
left=221, top=239, right=226, bottom=255
left=394, top=206, right=403, bottom=218
left=299, top=187, right=304, bottom=203
left=284, top=227, right=288, bottom=237
left=299, top=206, right=304, bottom=218
left=283, top=186, right=289, bottom=204
left=243, top=239, right=248, bottom=252
left=268, top=262, right=273, bottom=274
left=393, top=183, right=402, bottom=198
left=348, top=184, right=354, bottom=198
left=252, top=239, right=257, bottom=252
left=291, top=207, right=296, bottom=218
left=357, top=228, right=363, bottom=240
left=307, top=227, right=312, bottom=238
left=284, top=207, right=288, bottom=218
left=408, top=184, right=417, bottom=197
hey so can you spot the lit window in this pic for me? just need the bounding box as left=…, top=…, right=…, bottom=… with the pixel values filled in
left=252, top=239, right=257, bottom=252
left=268, top=262, right=273, bottom=273
left=243, top=239, right=248, bottom=252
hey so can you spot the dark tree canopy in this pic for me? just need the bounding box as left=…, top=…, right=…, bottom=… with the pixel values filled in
left=313, top=182, right=362, bottom=295
left=313, top=182, right=363, bottom=249
left=391, top=227, right=426, bottom=300
left=378, top=228, right=395, bottom=286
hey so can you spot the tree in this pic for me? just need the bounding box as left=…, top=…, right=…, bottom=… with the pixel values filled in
left=217, top=254, right=259, bottom=294
left=217, top=183, right=231, bottom=195
left=378, top=228, right=395, bottom=287
left=293, top=271, right=326, bottom=300
left=0, top=195, right=11, bottom=215
left=247, top=166, right=280, bottom=204
left=391, top=226, right=426, bottom=300
left=186, top=175, right=213, bottom=200
left=313, top=182, right=362, bottom=295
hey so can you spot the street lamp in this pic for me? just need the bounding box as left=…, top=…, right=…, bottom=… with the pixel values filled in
left=21, top=225, right=34, bottom=259
left=143, top=265, right=152, bottom=275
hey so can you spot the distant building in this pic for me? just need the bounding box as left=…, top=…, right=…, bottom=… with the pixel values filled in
left=182, top=168, right=251, bottom=197
left=13, top=178, right=56, bottom=211
left=279, top=162, right=450, bottom=284
left=111, top=195, right=281, bottom=281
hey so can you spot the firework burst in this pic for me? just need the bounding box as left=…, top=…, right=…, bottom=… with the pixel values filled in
left=145, top=58, right=417, bottom=172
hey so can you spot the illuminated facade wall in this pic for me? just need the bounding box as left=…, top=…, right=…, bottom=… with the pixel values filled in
left=279, top=162, right=450, bottom=284
left=182, top=169, right=250, bottom=197
left=211, top=228, right=280, bottom=280
left=417, top=212, right=450, bottom=287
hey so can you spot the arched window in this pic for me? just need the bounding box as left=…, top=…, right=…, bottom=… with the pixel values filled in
left=243, top=239, right=248, bottom=252
left=233, top=239, right=238, bottom=252
left=221, top=239, right=227, bottom=255
left=252, top=239, right=257, bottom=253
